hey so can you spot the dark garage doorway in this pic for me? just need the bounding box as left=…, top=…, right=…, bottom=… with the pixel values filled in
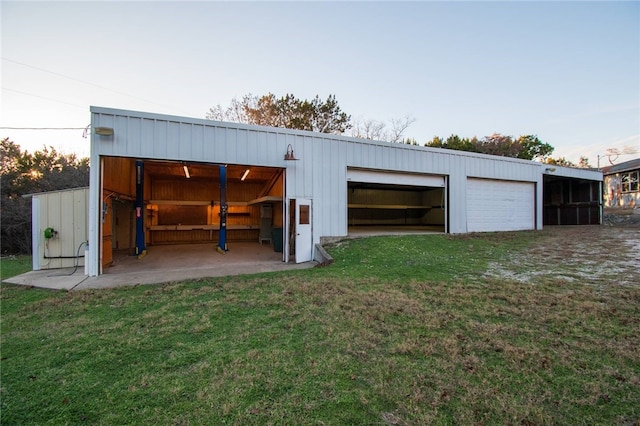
left=347, top=181, right=446, bottom=235
left=543, top=175, right=601, bottom=225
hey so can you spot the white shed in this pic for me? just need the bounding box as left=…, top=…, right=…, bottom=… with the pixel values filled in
left=86, top=106, right=602, bottom=276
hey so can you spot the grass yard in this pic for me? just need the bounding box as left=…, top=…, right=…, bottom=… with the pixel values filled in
left=1, top=228, right=639, bottom=425
left=0, top=255, right=32, bottom=281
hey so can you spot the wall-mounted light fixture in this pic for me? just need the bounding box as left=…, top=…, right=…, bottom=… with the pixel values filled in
left=545, top=167, right=556, bottom=173
left=284, top=144, right=298, bottom=161
left=241, top=168, right=250, bottom=181
left=183, top=165, right=190, bottom=179
left=94, top=127, right=114, bottom=136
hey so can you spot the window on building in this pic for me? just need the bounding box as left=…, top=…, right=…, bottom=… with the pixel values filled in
left=621, top=171, right=639, bottom=192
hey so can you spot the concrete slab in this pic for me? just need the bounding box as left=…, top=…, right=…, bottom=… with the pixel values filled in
left=4, top=242, right=316, bottom=291
left=4, top=269, right=89, bottom=291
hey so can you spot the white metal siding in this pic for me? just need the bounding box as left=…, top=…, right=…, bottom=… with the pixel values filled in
left=466, top=179, right=535, bottom=232
left=88, top=106, right=602, bottom=274
left=31, top=197, right=40, bottom=270
left=32, top=188, right=89, bottom=270
left=90, top=107, right=545, bottom=243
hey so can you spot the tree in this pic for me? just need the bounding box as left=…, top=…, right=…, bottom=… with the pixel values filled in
left=349, top=118, right=387, bottom=140
left=601, top=146, right=639, bottom=166
left=578, top=156, right=592, bottom=168
left=349, top=115, right=416, bottom=143
left=446, top=134, right=476, bottom=152
left=206, top=93, right=351, bottom=134
left=425, top=134, right=475, bottom=152
left=544, top=157, right=575, bottom=167
left=425, top=135, right=445, bottom=148
left=426, top=133, right=555, bottom=161
left=207, top=93, right=417, bottom=141
left=1, top=138, right=89, bottom=254
left=477, top=133, right=520, bottom=157
left=205, top=95, right=250, bottom=123
left=515, top=135, right=554, bottom=161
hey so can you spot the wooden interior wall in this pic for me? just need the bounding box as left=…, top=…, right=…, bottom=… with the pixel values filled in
left=266, top=173, right=284, bottom=230
left=102, top=157, right=136, bottom=268
left=148, top=177, right=270, bottom=244
left=102, top=159, right=285, bottom=248
left=113, top=200, right=134, bottom=252
left=422, top=189, right=445, bottom=225
left=101, top=193, right=113, bottom=268
left=348, top=187, right=442, bottom=226
left=103, top=157, right=135, bottom=197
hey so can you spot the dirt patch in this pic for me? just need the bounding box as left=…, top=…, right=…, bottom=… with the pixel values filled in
left=484, top=225, right=640, bottom=287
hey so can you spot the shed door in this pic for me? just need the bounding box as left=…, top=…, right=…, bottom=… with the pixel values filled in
left=467, top=178, right=535, bottom=232
left=295, top=198, right=312, bottom=263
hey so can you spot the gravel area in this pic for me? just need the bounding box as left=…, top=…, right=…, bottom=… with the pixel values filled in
left=484, top=222, right=640, bottom=287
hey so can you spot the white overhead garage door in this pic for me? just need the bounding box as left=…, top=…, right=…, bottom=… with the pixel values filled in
left=347, top=169, right=445, bottom=187
left=467, top=178, right=535, bottom=232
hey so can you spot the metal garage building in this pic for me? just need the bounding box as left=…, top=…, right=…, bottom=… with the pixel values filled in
left=86, top=106, right=602, bottom=276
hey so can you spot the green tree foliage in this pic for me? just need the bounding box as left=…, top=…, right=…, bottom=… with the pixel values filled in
left=424, top=135, right=476, bottom=152
left=1, top=138, right=89, bottom=254
left=577, top=156, right=592, bottom=168
left=515, top=135, right=554, bottom=161
left=544, top=157, right=576, bottom=167
left=207, top=93, right=351, bottom=134
left=425, top=133, right=554, bottom=161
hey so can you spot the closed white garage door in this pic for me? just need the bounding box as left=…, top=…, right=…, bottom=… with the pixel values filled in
left=467, top=178, right=535, bottom=232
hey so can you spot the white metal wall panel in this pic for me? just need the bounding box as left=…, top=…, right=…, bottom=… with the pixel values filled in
left=32, top=188, right=89, bottom=270
left=466, top=179, right=535, bottom=232
left=88, top=106, right=601, bottom=274
left=31, top=197, right=40, bottom=270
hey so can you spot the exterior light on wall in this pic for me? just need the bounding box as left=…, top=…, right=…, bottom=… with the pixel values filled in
left=241, top=169, right=250, bottom=181
left=284, top=144, right=298, bottom=160
left=545, top=167, right=556, bottom=173
left=94, top=127, right=114, bottom=136
left=183, top=165, right=190, bottom=179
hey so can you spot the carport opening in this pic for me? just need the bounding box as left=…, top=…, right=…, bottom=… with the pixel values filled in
left=543, top=175, right=601, bottom=225
left=347, top=182, right=446, bottom=235
left=100, top=156, right=284, bottom=272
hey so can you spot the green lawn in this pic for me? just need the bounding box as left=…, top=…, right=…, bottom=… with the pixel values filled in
left=1, top=231, right=639, bottom=425
left=0, top=255, right=32, bottom=280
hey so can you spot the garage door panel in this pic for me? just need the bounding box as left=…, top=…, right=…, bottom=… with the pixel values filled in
left=467, top=179, right=534, bottom=232
left=347, top=169, right=445, bottom=187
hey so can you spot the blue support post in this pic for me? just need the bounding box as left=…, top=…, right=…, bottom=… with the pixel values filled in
left=217, top=165, right=228, bottom=254
left=135, top=160, right=147, bottom=258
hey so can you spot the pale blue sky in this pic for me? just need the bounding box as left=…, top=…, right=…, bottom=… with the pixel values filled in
left=2, top=1, right=638, bottom=166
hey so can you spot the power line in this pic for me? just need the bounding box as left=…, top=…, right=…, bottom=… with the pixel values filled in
left=2, top=87, right=87, bottom=109
left=2, top=57, right=199, bottom=116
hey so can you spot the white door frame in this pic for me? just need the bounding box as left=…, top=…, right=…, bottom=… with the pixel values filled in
left=286, top=197, right=313, bottom=263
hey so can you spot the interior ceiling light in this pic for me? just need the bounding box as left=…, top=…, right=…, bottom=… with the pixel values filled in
left=183, top=165, right=190, bottom=179
left=241, top=169, right=250, bottom=181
